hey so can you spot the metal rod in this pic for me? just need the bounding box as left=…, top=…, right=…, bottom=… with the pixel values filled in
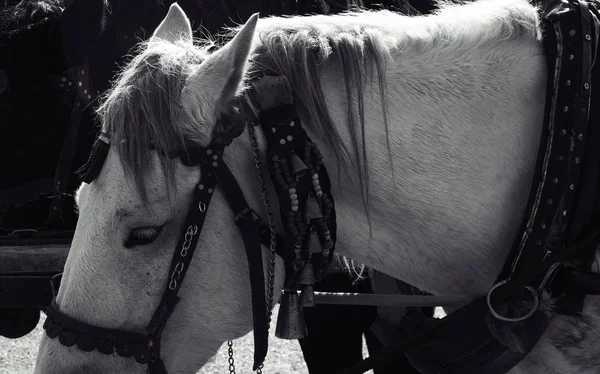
left=308, top=292, right=475, bottom=307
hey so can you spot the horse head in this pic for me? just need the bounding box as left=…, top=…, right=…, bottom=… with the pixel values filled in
left=35, top=5, right=285, bottom=373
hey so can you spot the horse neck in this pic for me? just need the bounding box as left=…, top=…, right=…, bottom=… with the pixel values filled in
left=229, top=6, right=547, bottom=296
left=251, top=18, right=547, bottom=296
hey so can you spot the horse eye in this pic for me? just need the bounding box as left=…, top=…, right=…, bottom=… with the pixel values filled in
left=124, top=226, right=163, bottom=248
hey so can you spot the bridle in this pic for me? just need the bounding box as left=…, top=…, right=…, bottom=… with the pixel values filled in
left=41, top=75, right=341, bottom=373
left=40, top=2, right=600, bottom=370
left=40, top=73, right=454, bottom=374
left=43, top=120, right=277, bottom=372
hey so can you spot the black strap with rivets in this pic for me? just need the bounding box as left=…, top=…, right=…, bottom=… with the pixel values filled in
left=47, top=58, right=96, bottom=228
left=489, top=0, right=600, bottom=309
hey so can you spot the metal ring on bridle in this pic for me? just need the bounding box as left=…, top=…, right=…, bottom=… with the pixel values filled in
left=198, top=202, right=207, bottom=212
left=486, top=280, right=539, bottom=322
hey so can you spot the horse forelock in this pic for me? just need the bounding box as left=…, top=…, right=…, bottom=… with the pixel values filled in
left=96, top=38, right=214, bottom=204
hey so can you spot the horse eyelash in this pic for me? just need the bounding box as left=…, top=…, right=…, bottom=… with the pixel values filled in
left=130, top=227, right=159, bottom=239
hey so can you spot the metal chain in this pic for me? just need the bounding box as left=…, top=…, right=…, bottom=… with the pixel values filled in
left=248, top=123, right=278, bottom=319
left=227, top=340, right=236, bottom=374
left=223, top=125, right=277, bottom=374
left=248, top=123, right=279, bottom=373
left=168, top=224, right=197, bottom=291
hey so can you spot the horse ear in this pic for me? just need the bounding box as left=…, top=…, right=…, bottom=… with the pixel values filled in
left=60, top=0, right=106, bottom=67
left=150, top=3, right=193, bottom=44
left=182, top=13, right=258, bottom=142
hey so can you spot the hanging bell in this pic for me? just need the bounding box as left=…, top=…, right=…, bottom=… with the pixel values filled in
left=275, top=291, right=308, bottom=339
left=290, top=153, right=309, bottom=178
left=305, top=196, right=322, bottom=219
left=299, top=262, right=316, bottom=285
left=299, top=285, right=316, bottom=307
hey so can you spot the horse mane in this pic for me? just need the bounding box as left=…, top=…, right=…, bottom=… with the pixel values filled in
left=247, top=11, right=393, bottom=211
left=98, top=0, right=541, bottom=205
left=0, top=0, right=63, bottom=36
left=96, top=39, right=215, bottom=203
left=237, top=0, right=541, bottom=209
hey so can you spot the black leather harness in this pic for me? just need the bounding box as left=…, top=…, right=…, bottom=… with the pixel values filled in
left=41, top=75, right=339, bottom=373
left=340, top=1, right=600, bottom=373
left=44, top=133, right=271, bottom=372
left=38, top=1, right=600, bottom=373
left=0, top=54, right=97, bottom=339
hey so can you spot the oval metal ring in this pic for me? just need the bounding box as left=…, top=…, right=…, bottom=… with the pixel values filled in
left=486, top=280, right=539, bottom=322
left=198, top=202, right=207, bottom=213
left=168, top=278, right=177, bottom=291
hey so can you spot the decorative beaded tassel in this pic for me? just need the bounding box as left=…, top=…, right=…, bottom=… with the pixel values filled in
left=267, top=122, right=336, bottom=338
left=275, top=291, right=307, bottom=339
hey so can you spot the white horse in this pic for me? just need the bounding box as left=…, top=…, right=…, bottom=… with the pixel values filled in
left=35, top=0, right=600, bottom=373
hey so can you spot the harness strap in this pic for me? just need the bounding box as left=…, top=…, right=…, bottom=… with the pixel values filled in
left=76, top=132, right=110, bottom=183
left=43, top=166, right=217, bottom=370
left=44, top=300, right=155, bottom=364
left=336, top=298, right=490, bottom=374
left=336, top=293, right=551, bottom=374
left=337, top=232, right=600, bottom=374
left=46, top=59, right=95, bottom=228
left=491, top=0, right=600, bottom=313
left=490, top=229, right=600, bottom=306
left=210, top=161, right=269, bottom=370
left=236, top=208, right=286, bottom=258
left=557, top=268, right=600, bottom=295
left=145, top=164, right=219, bottom=372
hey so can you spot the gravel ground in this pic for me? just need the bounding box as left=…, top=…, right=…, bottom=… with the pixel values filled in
left=0, top=305, right=373, bottom=374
